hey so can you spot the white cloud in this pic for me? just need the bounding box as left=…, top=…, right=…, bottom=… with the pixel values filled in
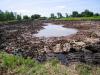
left=0, top=0, right=100, bottom=17
left=55, top=5, right=66, bottom=9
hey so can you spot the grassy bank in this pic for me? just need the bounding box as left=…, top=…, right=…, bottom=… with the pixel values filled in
left=57, top=16, right=100, bottom=21
left=0, top=52, right=67, bottom=75
left=0, top=52, right=100, bottom=75
left=0, top=16, right=100, bottom=25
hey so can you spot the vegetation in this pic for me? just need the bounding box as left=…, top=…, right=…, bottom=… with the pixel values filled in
left=50, top=9, right=100, bottom=20
left=31, top=14, right=41, bottom=20
left=23, top=15, right=30, bottom=20
left=50, top=13, right=56, bottom=19
left=0, top=10, right=16, bottom=21
left=0, top=10, right=42, bottom=22
left=71, top=11, right=79, bottom=17
left=59, top=16, right=100, bottom=21
left=0, top=9, right=100, bottom=22
left=76, top=64, right=92, bottom=75
left=16, top=15, right=22, bottom=21
left=0, top=52, right=67, bottom=75
left=0, top=52, right=100, bottom=75
left=57, top=12, right=63, bottom=18
left=63, top=10, right=99, bottom=18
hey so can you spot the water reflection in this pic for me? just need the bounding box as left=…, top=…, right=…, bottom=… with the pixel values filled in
left=34, top=23, right=78, bottom=37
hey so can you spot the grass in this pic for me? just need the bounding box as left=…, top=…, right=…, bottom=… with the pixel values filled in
left=76, top=64, right=92, bottom=75
left=0, top=52, right=100, bottom=75
left=0, top=52, right=67, bottom=75
left=58, top=16, right=100, bottom=21
left=0, top=16, right=100, bottom=24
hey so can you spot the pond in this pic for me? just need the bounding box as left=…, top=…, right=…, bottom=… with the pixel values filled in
left=34, top=23, right=78, bottom=37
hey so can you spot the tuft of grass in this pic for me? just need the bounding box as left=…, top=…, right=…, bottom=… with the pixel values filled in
left=76, top=64, right=92, bottom=75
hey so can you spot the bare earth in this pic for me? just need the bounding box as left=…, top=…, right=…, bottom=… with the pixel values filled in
left=0, top=20, right=100, bottom=64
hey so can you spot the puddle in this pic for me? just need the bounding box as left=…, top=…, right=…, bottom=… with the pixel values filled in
left=34, top=23, right=78, bottom=37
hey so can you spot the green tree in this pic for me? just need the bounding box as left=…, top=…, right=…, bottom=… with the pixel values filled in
left=4, top=11, right=15, bottom=21
left=31, top=14, right=41, bottom=20
left=65, top=13, right=68, bottom=18
left=94, top=13, right=99, bottom=16
left=0, top=10, right=5, bottom=21
left=81, top=10, right=93, bottom=17
left=4, top=11, right=10, bottom=21
left=57, top=12, right=63, bottom=18
left=17, top=15, right=22, bottom=21
left=71, top=11, right=79, bottom=17
left=9, top=12, right=16, bottom=20
left=50, top=13, right=56, bottom=19
left=23, top=15, right=30, bottom=20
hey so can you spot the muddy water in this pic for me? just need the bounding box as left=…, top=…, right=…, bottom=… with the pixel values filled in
left=34, top=23, right=78, bottom=37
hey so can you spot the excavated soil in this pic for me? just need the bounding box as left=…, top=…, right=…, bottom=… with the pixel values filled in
left=0, top=20, right=100, bottom=64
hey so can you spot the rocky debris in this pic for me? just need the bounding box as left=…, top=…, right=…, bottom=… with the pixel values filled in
left=85, top=42, right=100, bottom=53
left=84, top=38, right=100, bottom=44
left=63, top=43, right=71, bottom=52
left=53, top=44, right=61, bottom=53
left=70, top=41, right=85, bottom=51
left=94, top=30, right=100, bottom=37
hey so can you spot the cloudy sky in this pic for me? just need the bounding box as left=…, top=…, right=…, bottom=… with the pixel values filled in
left=0, top=0, right=100, bottom=17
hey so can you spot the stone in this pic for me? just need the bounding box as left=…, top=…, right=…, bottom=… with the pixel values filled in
left=44, top=46, right=52, bottom=53
left=53, top=44, right=61, bottom=53
left=63, top=43, right=70, bottom=52
left=70, top=41, right=86, bottom=51
left=85, top=43, right=100, bottom=53
left=73, top=41, right=85, bottom=46
left=85, top=38, right=99, bottom=44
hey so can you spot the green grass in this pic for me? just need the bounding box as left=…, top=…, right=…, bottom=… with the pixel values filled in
left=76, top=64, right=100, bottom=75
left=0, top=52, right=100, bottom=75
left=76, top=64, right=92, bottom=75
left=58, top=16, right=100, bottom=21
left=0, top=52, right=67, bottom=75
left=0, top=16, right=100, bottom=24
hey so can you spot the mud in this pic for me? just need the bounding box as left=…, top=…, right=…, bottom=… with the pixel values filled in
left=0, top=20, right=100, bottom=65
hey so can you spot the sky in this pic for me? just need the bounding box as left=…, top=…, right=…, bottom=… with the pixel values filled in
left=0, top=0, right=100, bottom=17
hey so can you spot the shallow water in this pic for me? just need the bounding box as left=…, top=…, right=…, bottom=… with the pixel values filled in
left=34, top=23, right=78, bottom=37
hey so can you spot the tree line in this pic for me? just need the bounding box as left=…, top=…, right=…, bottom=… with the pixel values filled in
left=50, top=9, right=100, bottom=19
left=0, top=10, right=42, bottom=21
left=0, top=9, right=100, bottom=21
